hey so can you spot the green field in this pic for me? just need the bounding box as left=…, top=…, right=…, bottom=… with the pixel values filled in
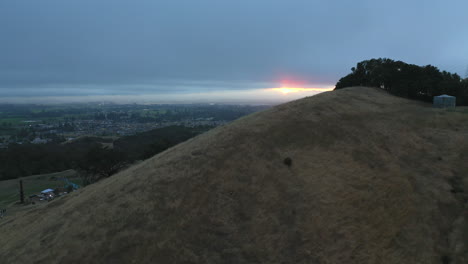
left=0, top=170, right=81, bottom=209
left=0, top=117, right=25, bottom=125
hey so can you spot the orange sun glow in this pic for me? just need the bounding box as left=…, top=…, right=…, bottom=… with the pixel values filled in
left=272, top=87, right=333, bottom=94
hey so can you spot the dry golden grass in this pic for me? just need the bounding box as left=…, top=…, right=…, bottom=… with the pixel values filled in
left=0, top=87, right=467, bottom=263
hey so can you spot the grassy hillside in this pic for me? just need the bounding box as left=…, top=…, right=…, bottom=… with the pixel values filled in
left=0, top=87, right=467, bottom=263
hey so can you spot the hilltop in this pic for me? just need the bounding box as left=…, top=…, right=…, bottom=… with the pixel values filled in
left=0, top=87, right=467, bottom=263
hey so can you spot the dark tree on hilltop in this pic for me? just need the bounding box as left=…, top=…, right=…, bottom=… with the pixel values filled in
left=335, top=58, right=468, bottom=105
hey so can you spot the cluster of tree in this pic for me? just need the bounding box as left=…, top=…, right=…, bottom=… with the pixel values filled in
left=0, top=142, right=83, bottom=180
left=113, top=125, right=206, bottom=160
left=0, top=122, right=16, bottom=134
left=0, top=126, right=210, bottom=183
left=74, top=145, right=128, bottom=185
left=76, top=126, right=208, bottom=185
left=1, top=122, right=13, bottom=127
left=335, top=58, right=468, bottom=105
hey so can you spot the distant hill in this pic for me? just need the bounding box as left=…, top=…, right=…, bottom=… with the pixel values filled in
left=1, top=87, right=467, bottom=263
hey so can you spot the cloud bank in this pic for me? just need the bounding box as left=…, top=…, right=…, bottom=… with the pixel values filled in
left=1, top=0, right=467, bottom=102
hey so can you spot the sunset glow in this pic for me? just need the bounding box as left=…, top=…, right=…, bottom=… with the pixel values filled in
left=271, top=87, right=334, bottom=94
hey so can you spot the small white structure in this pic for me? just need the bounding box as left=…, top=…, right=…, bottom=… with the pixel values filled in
left=41, top=189, right=54, bottom=194
left=40, top=189, right=55, bottom=201
left=433, top=94, right=456, bottom=108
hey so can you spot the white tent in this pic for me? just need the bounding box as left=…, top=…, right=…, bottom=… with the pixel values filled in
left=41, top=189, right=54, bottom=194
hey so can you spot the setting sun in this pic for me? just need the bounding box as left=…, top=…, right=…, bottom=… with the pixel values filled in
left=271, top=87, right=333, bottom=94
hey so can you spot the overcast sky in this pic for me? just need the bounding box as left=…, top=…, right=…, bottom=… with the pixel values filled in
left=1, top=0, right=467, bottom=103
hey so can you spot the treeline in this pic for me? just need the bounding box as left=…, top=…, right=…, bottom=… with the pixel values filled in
left=113, top=125, right=208, bottom=160
left=0, top=126, right=210, bottom=182
left=335, top=58, right=468, bottom=105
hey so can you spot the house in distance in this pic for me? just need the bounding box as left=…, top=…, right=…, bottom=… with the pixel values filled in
left=433, top=94, right=456, bottom=108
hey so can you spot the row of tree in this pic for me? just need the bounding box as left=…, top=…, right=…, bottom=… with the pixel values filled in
left=0, top=126, right=210, bottom=184
left=335, top=58, right=468, bottom=105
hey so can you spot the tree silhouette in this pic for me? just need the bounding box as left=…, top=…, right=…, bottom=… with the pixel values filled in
left=335, top=58, right=468, bottom=105
left=75, top=145, right=128, bottom=185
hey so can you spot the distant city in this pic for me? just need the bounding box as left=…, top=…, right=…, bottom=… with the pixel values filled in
left=0, top=103, right=271, bottom=148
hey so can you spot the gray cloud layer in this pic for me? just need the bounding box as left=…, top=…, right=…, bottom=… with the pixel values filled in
left=1, top=0, right=467, bottom=97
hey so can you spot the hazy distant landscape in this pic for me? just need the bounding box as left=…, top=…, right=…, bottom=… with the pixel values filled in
left=0, top=103, right=269, bottom=181
left=1, top=0, right=468, bottom=263
left=0, top=103, right=269, bottom=144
